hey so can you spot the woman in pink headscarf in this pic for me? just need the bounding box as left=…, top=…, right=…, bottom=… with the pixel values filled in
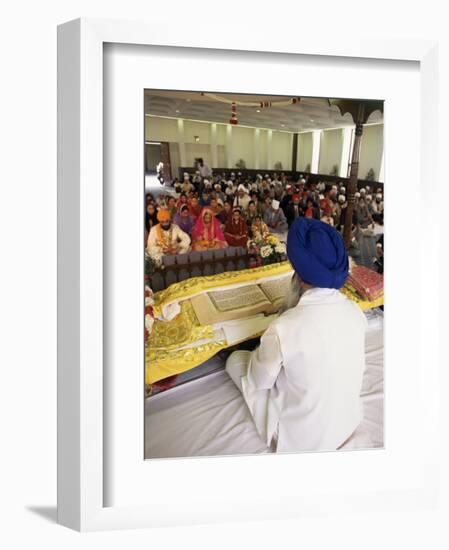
left=191, top=208, right=228, bottom=251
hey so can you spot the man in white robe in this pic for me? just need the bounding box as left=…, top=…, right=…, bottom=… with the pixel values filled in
left=147, top=208, right=191, bottom=259
left=225, top=217, right=367, bottom=452
left=198, top=159, right=212, bottom=178
left=233, top=184, right=251, bottom=211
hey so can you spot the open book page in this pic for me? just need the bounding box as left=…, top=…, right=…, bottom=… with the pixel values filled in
left=259, top=278, right=289, bottom=304
left=209, top=285, right=270, bottom=312
left=191, top=284, right=272, bottom=326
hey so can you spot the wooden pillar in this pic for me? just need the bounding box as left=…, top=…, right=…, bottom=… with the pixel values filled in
left=292, top=133, right=298, bottom=172
left=343, top=122, right=363, bottom=248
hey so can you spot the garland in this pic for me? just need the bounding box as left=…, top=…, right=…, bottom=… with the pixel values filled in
left=201, top=92, right=301, bottom=108
left=230, top=102, right=238, bottom=125
left=155, top=224, right=174, bottom=252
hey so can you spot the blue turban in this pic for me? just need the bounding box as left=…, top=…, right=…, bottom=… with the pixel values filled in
left=287, top=217, right=348, bottom=289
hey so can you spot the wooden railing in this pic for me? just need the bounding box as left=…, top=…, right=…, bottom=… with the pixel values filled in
left=149, top=246, right=251, bottom=292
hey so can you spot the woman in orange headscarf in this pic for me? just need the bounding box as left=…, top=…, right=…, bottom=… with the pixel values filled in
left=191, top=208, right=228, bottom=251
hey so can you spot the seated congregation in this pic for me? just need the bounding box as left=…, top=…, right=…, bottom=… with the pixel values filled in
left=145, top=170, right=384, bottom=269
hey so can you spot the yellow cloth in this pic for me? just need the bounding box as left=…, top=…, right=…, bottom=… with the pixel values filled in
left=146, top=300, right=218, bottom=384
left=153, top=261, right=293, bottom=318
left=340, top=284, right=384, bottom=311
left=148, top=300, right=213, bottom=352
left=146, top=262, right=384, bottom=384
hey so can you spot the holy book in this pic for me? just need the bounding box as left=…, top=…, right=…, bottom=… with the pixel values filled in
left=190, top=279, right=288, bottom=325
left=347, top=265, right=384, bottom=302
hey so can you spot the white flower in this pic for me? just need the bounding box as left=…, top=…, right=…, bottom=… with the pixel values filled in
left=148, top=250, right=163, bottom=265
left=145, top=285, right=154, bottom=296
left=145, top=314, right=154, bottom=334
left=145, top=285, right=155, bottom=306
left=348, top=256, right=356, bottom=274
left=274, top=243, right=286, bottom=254
left=260, top=245, right=273, bottom=258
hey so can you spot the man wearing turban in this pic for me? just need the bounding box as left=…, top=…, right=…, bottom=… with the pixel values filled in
left=233, top=184, right=251, bottom=211
left=147, top=208, right=191, bottom=259
left=263, top=199, right=288, bottom=239
left=225, top=217, right=367, bottom=452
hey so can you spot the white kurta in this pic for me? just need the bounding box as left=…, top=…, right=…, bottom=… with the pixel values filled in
left=233, top=194, right=251, bottom=211
left=225, top=288, right=368, bottom=452
left=147, top=223, right=191, bottom=257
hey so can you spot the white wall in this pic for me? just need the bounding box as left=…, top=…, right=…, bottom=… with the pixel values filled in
left=217, top=144, right=227, bottom=167
left=145, top=116, right=384, bottom=181
left=258, top=130, right=268, bottom=170
left=184, top=143, right=212, bottom=166
left=168, top=142, right=180, bottom=177
left=359, top=124, right=384, bottom=181
left=183, top=119, right=211, bottom=143
left=230, top=125, right=255, bottom=168
left=297, top=132, right=313, bottom=172
left=145, top=116, right=178, bottom=142
left=319, top=128, right=343, bottom=175
left=145, top=116, right=296, bottom=173
left=271, top=131, right=293, bottom=170
left=216, top=124, right=227, bottom=146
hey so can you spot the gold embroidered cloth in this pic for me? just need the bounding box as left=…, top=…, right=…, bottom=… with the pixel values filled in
left=152, top=261, right=293, bottom=318
left=146, top=262, right=384, bottom=384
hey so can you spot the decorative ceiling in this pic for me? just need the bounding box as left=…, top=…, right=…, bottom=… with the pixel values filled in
left=144, top=90, right=383, bottom=133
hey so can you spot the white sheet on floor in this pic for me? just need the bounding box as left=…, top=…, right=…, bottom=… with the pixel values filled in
left=145, top=310, right=384, bottom=459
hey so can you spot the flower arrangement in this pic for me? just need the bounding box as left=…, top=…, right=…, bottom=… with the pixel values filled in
left=145, top=251, right=162, bottom=278
left=248, top=234, right=287, bottom=265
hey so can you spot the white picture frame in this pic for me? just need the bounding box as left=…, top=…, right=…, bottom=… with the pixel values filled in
left=57, top=17, right=442, bottom=531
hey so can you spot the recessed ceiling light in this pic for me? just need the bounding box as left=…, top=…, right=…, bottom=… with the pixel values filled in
left=175, top=109, right=180, bottom=113
left=256, top=109, right=261, bottom=113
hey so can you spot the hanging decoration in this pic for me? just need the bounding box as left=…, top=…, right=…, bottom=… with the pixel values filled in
left=229, top=102, right=238, bottom=125
left=201, top=92, right=301, bottom=108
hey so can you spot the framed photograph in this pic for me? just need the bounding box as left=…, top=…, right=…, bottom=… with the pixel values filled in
left=58, top=18, right=441, bottom=531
